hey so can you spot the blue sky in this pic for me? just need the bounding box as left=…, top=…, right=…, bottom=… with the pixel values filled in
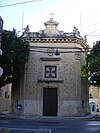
left=1, top=0, right=100, bottom=47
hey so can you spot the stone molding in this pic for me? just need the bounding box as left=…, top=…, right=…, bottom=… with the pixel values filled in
left=25, top=38, right=87, bottom=49
left=40, top=57, right=61, bottom=61
left=38, top=79, right=64, bottom=83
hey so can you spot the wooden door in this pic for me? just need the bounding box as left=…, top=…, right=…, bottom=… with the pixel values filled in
left=43, top=88, right=57, bottom=116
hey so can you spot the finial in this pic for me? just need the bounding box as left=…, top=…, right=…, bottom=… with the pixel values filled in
left=49, top=12, right=55, bottom=18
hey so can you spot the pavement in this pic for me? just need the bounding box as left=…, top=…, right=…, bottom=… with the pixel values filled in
left=0, top=112, right=100, bottom=133
left=0, top=111, right=100, bottom=120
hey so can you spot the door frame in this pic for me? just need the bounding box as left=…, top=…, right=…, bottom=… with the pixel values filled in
left=43, top=87, right=58, bottom=116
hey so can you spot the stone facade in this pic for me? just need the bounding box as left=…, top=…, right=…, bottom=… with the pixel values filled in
left=0, top=84, right=12, bottom=112
left=11, top=17, right=90, bottom=116
left=89, top=86, right=100, bottom=113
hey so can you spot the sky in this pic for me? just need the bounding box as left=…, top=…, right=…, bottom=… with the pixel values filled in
left=1, top=0, right=100, bottom=47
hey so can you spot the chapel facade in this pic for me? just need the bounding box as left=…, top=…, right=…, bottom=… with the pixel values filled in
left=11, top=17, right=90, bottom=116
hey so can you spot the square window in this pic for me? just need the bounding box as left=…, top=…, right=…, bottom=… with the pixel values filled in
left=45, top=66, right=57, bottom=78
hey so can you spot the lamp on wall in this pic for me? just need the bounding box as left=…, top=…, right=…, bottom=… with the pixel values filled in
left=55, top=49, right=60, bottom=56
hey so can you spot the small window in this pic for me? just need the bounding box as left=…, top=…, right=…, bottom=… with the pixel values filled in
left=89, top=93, right=93, bottom=98
left=15, top=100, right=18, bottom=106
left=5, top=92, right=8, bottom=98
left=45, top=66, right=57, bottom=78
left=90, top=94, right=92, bottom=97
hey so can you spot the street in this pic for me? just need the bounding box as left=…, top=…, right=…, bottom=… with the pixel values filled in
left=0, top=118, right=100, bottom=133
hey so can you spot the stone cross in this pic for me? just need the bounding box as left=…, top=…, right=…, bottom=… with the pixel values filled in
left=49, top=12, right=55, bottom=18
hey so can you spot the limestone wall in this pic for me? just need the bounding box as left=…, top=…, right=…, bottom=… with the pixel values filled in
left=0, top=84, right=11, bottom=112
left=17, top=41, right=87, bottom=116
left=89, top=86, right=100, bottom=113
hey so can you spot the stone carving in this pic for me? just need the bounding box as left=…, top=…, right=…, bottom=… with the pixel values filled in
left=22, top=25, right=30, bottom=37
left=44, top=18, right=60, bottom=35
left=73, top=26, right=81, bottom=37
left=49, top=12, right=55, bottom=18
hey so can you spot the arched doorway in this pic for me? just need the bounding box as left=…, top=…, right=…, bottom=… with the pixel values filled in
left=89, top=102, right=96, bottom=113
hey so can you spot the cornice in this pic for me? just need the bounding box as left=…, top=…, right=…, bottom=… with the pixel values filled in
left=25, top=37, right=85, bottom=43
left=24, top=37, right=87, bottom=49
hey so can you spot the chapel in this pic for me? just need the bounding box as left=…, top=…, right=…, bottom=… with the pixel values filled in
left=11, top=16, right=90, bottom=116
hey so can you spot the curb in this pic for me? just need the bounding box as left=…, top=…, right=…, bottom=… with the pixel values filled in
left=0, top=114, right=99, bottom=121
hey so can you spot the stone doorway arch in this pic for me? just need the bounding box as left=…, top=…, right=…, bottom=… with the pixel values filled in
left=89, top=102, right=96, bottom=113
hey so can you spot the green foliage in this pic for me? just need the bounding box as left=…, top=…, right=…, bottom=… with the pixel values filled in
left=0, top=29, right=30, bottom=87
left=80, top=51, right=88, bottom=78
left=81, top=64, right=88, bottom=77
left=87, top=41, right=100, bottom=86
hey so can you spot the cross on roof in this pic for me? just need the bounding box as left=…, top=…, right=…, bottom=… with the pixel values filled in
left=49, top=12, right=55, bottom=18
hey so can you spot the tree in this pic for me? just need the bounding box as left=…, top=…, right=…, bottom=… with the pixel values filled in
left=0, top=29, right=30, bottom=88
left=87, top=41, right=100, bottom=86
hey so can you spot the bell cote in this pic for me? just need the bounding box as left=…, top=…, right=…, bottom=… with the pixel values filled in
left=44, top=17, right=61, bottom=35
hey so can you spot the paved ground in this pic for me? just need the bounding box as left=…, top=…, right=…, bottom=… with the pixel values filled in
left=0, top=113, right=100, bottom=133
left=1, top=115, right=100, bottom=133
left=0, top=112, right=99, bottom=120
